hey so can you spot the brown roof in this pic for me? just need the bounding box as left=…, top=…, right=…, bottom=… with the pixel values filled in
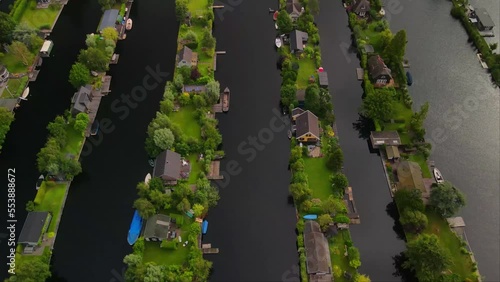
left=291, top=107, right=305, bottom=117
left=386, top=145, right=400, bottom=159
left=286, top=0, right=303, bottom=16
left=154, top=150, right=181, bottom=181
left=397, top=161, right=426, bottom=193
left=352, top=0, right=371, bottom=14
left=368, top=55, right=392, bottom=80
left=296, top=111, right=320, bottom=139
left=370, top=131, right=401, bottom=146
left=178, top=46, right=193, bottom=64
left=303, top=221, right=332, bottom=275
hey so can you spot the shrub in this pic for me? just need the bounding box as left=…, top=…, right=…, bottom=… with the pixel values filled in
left=11, top=0, right=29, bottom=22
left=334, top=214, right=350, bottom=223
left=297, top=234, right=304, bottom=248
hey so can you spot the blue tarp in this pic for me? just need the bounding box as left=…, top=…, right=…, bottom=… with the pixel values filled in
left=202, top=220, right=208, bottom=234
left=98, top=9, right=119, bottom=32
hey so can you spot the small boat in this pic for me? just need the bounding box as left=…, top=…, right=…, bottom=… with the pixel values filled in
left=90, top=120, right=99, bottom=136
left=406, top=71, right=413, bottom=86
left=127, top=210, right=143, bottom=245
left=275, top=23, right=278, bottom=30
left=273, top=11, right=278, bottom=21
left=126, top=18, right=133, bottom=30
left=202, top=220, right=208, bottom=235
left=144, top=173, right=151, bottom=184
left=35, top=175, right=44, bottom=190
left=148, top=159, right=155, bottom=167
left=477, top=53, right=488, bottom=69
left=433, top=168, right=444, bottom=184
left=303, top=214, right=317, bottom=220
left=275, top=37, right=282, bottom=48
left=287, top=130, right=292, bottom=139
left=20, top=87, right=29, bottom=101
left=222, top=87, right=230, bottom=112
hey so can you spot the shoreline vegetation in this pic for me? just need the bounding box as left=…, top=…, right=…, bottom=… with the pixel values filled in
left=122, top=0, right=221, bottom=280
left=6, top=0, right=126, bottom=279
left=277, top=0, right=368, bottom=281
left=344, top=0, right=481, bottom=281
left=0, top=0, right=67, bottom=152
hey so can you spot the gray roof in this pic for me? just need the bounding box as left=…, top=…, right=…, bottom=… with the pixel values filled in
left=154, top=150, right=181, bottom=181
left=352, top=0, right=371, bottom=14
left=178, top=46, right=193, bottom=64
left=370, top=131, right=401, bottom=146
left=476, top=8, right=495, bottom=28
left=303, top=221, right=332, bottom=275
left=291, top=107, right=305, bottom=117
left=143, top=214, right=171, bottom=240
left=183, top=85, right=207, bottom=93
left=72, top=85, right=92, bottom=114
left=18, top=212, right=50, bottom=244
left=364, top=44, right=374, bottom=53
left=0, top=99, right=18, bottom=112
left=296, top=89, right=306, bottom=101
left=290, top=30, right=308, bottom=52
left=98, top=9, right=119, bottom=32
left=296, top=111, right=320, bottom=139
left=286, top=0, right=303, bottom=16
left=368, top=55, right=392, bottom=80
left=318, top=71, right=328, bottom=86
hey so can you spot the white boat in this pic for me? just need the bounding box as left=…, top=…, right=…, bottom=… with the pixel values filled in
left=36, top=175, right=44, bottom=190
left=144, top=173, right=151, bottom=184
left=275, top=23, right=278, bottom=30
left=20, top=87, right=29, bottom=101
left=126, top=19, right=133, bottom=30
left=275, top=37, right=282, bottom=48
left=433, top=168, right=444, bottom=183
left=477, top=53, right=488, bottom=69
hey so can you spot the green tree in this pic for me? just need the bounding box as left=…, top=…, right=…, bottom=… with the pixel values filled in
left=429, top=181, right=466, bottom=217
left=354, top=274, right=371, bottom=282
left=175, top=0, right=188, bottom=21
left=69, top=62, right=92, bottom=89
left=289, top=183, right=311, bottom=203
left=9, top=41, right=33, bottom=66
left=0, top=12, right=15, bottom=44
left=144, top=264, right=165, bottom=282
left=361, top=89, right=394, bottom=121
left=348, top=246, right=361, bottom=268
left=98, top=0, right=115, bottom=10
left=280, top=84, right=297, bottom=107
left=384, top=30, right=407, bottom=63
left=192, top=203, right=205, bottom=217
left=201, top=29, right=216, bottom=50
left=101, top=27, right=118, bottom=41
left=277, top=10, right=293, bottom=34
left=153, top=128, right=175, bottom=150
left=330, top=172, right=348, bottom=195
left=410, top=102, right=429, bottom=141
left=74, top=113, right=89, bottom=134
left=78, top=47, right=109, bottom=72
left=123, top=253, right=145, bottom=282
left=322, top=195, right=347, bottom=214
left=86, top=34, right=98, bottom=47
left=400, top=209, right=428, bottom=233
left=205, top=80, right=220, bottom=104
left=325, top=146, right=344, bottom=172
left=305, top=84, right=321, bottom=114
left=318, top=214, right=333, bottom=231
left=133, top=198, right=156, bottom=218
left=308, top=0, right=320, bottom=15
left=6, top=256, right=51, bottom=281
left=194, top=178, right=220, bottom=208
left=59, top=157, right=82, bottom=179
left=176, top=198, right=191, bottom=212
left=12, top=23, right=42, bottom=52
left=37, top=138, right=61, bottom=173
left=403, top=234, right=452, bottom=282
left=25, top=200, right=35, bottom=212
left=394, top=188, right=424, bottom=212
left=0, top=107, right=14, bottom=152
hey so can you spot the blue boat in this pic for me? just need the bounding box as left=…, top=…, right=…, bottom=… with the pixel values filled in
left=303, top=214, right=318, bottom=220
left=127, top=210, right=143, bottom=245
left=406, top=71, right=413, bottom=86
left=202, top=220, right=208, bottom=234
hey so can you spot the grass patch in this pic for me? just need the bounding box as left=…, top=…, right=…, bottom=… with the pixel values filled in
left=34, top=183, right=67, bottom=233
left=187, top=0, right=208, bottom=15
left=407, top=153, right=431, bottom=178
left=143, top=240, right=190, bottom=265
left=295, top=57, right=316, bottom=89
left=63, top=126, right=84, bottom=156
left=303, top=157, right=332, bottom=200
left=187, top=154, right=202, bottom=184
left=329, top=230, right=357, bottom=282
left=359, top=23, right=384, bottom=52
left=20, top=2, right=60, bottom=29
left=0, top=52, right=29, bottom=74
left=170, top=105, right=201, bottom=139
left=2, top=76, right=28, bottom=98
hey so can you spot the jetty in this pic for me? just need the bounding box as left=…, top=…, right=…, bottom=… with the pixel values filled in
left=344, top=187, right=360, bottom=224
left=356, top=68, right=363, bottom=80
left=201, top=243, right=219, bottom=254
left=101, top=75, right=112, bottom=94
left=222, top=87, right=230, bottom=112
left=211, top=5, right=224, bottom=9
left=110, top=54, right=120, bottom=65
left=207, top=161, right=223, bottom=180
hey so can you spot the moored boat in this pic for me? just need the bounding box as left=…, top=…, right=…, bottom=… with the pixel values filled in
left=35, top=175, right=44, bottom=190
left=433, top=168, right=444, bottom=184
left=273, top=11, right=278, bottom=21
left=303, top=214, right=317, bottom=220
left=275, top=37, right=282, bottom=48
left=202, top=220, right=208, bottom=234
left=287, top=130, right=292, bottom=139
left=20, top=87, right=29, bottom=101
left=90, top=120, right=99, bottom=136
left=144, top=173, right=151, bottom=184
left=406, top=71, right=413, bottom=86
left=222, top=87, right=230, bottom=112
left=127, top=210, right=143, bottom=245
left=275, top=23, right=278, bottom=30
left=126, top=18, right=133, bottom=30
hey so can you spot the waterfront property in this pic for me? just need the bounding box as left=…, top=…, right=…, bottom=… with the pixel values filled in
left=39, top=40, right=54, bottom=58
left=18, top=211, right=52, bottom=254
left=369, top=131, right=401, bottom=147
left=291, top=107, right=305, bottom=121
left=471, top=8, right=495, bottom=32
left=143, top=214, right=171, bottom=242
left=303, top=220, right=333, bottom=281
left=294, top=110, right=320, bottom=143
left=153, top=150, right=191, bottom=185
left=286, top=0, right=304, bottom=21
left=176, top=46, right=198, bottom=68
left=350, top=0, right=370, bottom=18
left=97, top=9, right=119, bottom=32
left=290, top=30, right=309, bottom=54
left=183, top=84, right=206, bottom=94
left=71, top=85, right=92, bottom=115
left=396, top=161, right=429, bottom=198
left=367, top=55, right=392, bottom=86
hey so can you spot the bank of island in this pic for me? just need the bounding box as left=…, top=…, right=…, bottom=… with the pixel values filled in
left=6, top=1, right=135, bottom=280
left=121, top=0, right=223, bottom=280
left=343, top=0, right=481, bottom=281
left=0, top=0, right=70, bottom=152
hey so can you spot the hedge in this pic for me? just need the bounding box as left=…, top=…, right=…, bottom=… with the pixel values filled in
left=10, top=0, right=29, bottom=22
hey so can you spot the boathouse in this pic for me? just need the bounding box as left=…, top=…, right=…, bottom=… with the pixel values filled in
left=318, top=71, right=328, bottom=88
left=295, top=110, right=320, bottom=143
left=386, top=145, right=400, bottom=160
left=97, top=9, right=119, bottom=32
left=370, top=131, right=401, bottom=147
left=351, top=0, right=371, bottom=17
left=143, top=214, right=171, bottom=242
left=290, top=30, right=308, bottom=54
left=303, top=221, right=332, bottom=281
left=153, top=150, right=191, bottom=185
left=71, top=85, right=93, bottom=116
left=367, top=55, right=392, bottom=86
left=475, top=8, right=495, bottom=31
left=39, top=40, right=53, bottom=57
left=286, top=0, right=304, bottom=21
left=176, top=46, right=198, bottom=68
left=18, top=212, right=52, bottom=253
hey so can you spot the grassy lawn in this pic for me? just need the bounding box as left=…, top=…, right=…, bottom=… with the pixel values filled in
left=170, top=105, right=201, bottom=139
left=408, top=153, right=431, bottom=178
left=0, top=52, right=29, bottom=74
left=63, top=126, right=84, bottom=156
left=359, top=23, right=384, bottom=52
left=295, top=57, right=316, bottom=89
left=143, top=241, right=190, bottom=265
left=34, top=183, right=67, bottom=232
left=187, top=0, right=208, bottom=15
left=20, top=2, right=60, bottom=29
left=303, top=157, right=332, bottom=201
left=187, top=154, right=202, bottom=184
left=329, top=230, right=357, bottom=282
left=1, top=77, right=28, bottom=98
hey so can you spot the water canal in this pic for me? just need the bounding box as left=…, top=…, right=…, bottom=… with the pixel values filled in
left=317, top=1, right=407, bottom=280
left=0, top=0, right=102, bottom=279
left=387, top=0, right=500, bottom=279
left=49, top=1, right=179, bottom=281
left=202, top=1, right=299, bottom=280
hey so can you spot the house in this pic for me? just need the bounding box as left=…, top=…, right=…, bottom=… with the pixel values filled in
left=290, top=30, right=308, bottom=54
left=368, top=55, right=392, bottom=86
left=475, top=8, right=495, bottom=31
left=286, top=0, right=304, bottom=21
left=71, top=85, right=93, bottom=116
left=0, top=64, right=9, bottom=84
left=370, top=131, right=401, bottom=147
left=291, top=107, right=305, bottom=121
left=153, top=150, right=191, bottom=184
left=296, top=89, right=306, bottom=106
left=351, top=0, right=371, bottom=17
left=318, top=71, right=328, bottom=88
left=97, top=9, right=119, bottom=32
left=295, top=110, right=320, bottom=143
left=18, top=212, right=51, bottom=253
left=303, top=221, right=332, bottom=282
left=39, top=40, right=53, bottom=58
left=143, top=214, right=171, bottom=242
left=183, top=85, right=207, bottom=94
left=176, top=46, right=198, bottom=68
left=386, top=145, right=400, bottom=160
left=396, top=161, right=427, bottom=195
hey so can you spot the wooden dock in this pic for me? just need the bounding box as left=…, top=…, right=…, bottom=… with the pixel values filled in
left=222, top=87, right=230, bottom=112
left=101, top=75, right=112, bottom=94
left=213, top=53, right=217, bottom=71
left=110, top=54, right=120, bottom=65
left=211, top=5, right=224, bottom=9
left=202, top=248, right=219, bottom=254
left=212, top=103, right=222, bottom=113
left=356, top=68, right=364, bottom=80
left=207, top=161, right=223, bottom=180
left=215, top=51, right=226, bottom=55
left=84, top=90, right=104, bottom=137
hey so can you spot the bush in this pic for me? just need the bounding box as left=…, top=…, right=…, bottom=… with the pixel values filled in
left=10, top=0, right=28, bottom=22
left=297, top=234, right=304, bottom=248
left=334, top=214, right=350, bottom=223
